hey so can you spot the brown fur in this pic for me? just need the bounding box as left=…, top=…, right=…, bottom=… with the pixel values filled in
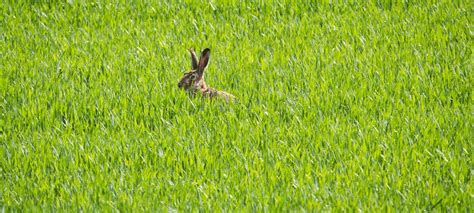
left=178, top=48, right=236, bottom=102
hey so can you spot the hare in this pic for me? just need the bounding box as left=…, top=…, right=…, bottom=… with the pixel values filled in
left=178, top=48, right=236, bottom=102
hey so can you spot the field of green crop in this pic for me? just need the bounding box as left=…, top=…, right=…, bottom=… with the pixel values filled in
left=1, top=0, right=472, bottom=211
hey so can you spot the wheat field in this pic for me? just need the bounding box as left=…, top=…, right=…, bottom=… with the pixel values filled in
left=1, top=1, right=472, bottom=211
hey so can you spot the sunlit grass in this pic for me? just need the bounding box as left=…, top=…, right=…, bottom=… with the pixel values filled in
left=1, top=1, right=472, bottom=211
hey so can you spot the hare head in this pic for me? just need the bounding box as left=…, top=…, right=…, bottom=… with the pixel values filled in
left=178, top=48, right=210, bottom=92
left=178, top=48, right=236, bottom=102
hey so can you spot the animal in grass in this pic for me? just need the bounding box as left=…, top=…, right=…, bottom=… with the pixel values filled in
left=178, top=48, right=236, bottom=102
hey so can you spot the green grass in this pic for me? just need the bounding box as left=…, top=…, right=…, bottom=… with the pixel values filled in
left=1, top=0, right=473, bottom=211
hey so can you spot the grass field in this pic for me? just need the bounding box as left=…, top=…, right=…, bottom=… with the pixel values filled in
left=1, top=0, right=473, bottom=211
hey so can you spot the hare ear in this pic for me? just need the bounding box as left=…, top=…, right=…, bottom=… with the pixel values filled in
left=198, top=48, right=210, bottom=73
left=190, top=48, right=198, bottom=70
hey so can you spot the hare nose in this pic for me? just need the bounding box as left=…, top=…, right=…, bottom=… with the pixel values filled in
left=178, top=82, right=182, bottom=88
